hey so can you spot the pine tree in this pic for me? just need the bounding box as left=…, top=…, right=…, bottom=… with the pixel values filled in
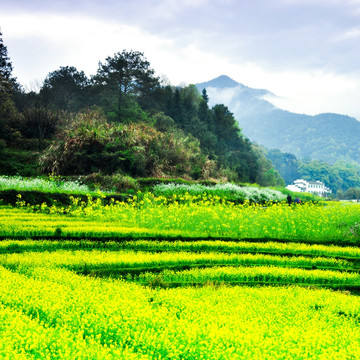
left=41, top=66, right=90, bottom=112
left=0, top=28, right=15, bottom=94
left=0, top=28, right=20, bottom=141
left=94, top=50, right=159, bottom=122
left=0, top=28, right=13, bottom=81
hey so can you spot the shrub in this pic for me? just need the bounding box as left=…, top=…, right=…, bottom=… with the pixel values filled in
left=40, top=109, right=213, bottom=180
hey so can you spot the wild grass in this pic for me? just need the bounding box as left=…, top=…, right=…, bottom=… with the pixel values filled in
left=0, top=175, right=110, bottom=195
left=0, top=249, right=355, bottom=274
left=2, top=239, right=360, bottom=261
left=137, top=265, right=360, bottom=287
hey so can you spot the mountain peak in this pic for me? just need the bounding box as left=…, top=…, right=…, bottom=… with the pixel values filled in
left=197, top=75, right=240, bottom=89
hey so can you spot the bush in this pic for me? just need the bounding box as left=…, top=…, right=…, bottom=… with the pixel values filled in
left=40, top=109, right=213, bottom=180
left=75, top=173, right=140, bottom=193
left=0, top=148, right=40, bottom=176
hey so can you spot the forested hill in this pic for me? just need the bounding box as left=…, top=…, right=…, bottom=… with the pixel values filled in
left=0, top=31, right=284, bottom=186
left=197, top=75, right=360, bottom=165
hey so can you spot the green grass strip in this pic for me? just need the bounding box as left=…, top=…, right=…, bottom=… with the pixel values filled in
left=136, top=265, right=360, bottom=288
left=0, top=250, right=356, bottom=274
left=80, top=261, right=360, bottom=280
left=134, top=279, right=360, bottom=293
left=3, top=239, right=360, bottom=265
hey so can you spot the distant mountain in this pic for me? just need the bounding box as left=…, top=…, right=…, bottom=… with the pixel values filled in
left=196, top=75, right=360, bottom=165
left=196, top=75, right=239, bottom=89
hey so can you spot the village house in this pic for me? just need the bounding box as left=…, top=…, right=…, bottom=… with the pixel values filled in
left=286, top=179, right=332, bottom=197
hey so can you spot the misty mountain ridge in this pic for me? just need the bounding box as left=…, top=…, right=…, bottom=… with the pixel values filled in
left=196, top=75, right=360, bottom=165
left=197, top=75, right=275, bottom=103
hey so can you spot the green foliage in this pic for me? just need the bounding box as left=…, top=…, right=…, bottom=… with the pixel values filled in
left=0, top=29, right=23, bottom=145
left=156, top=84, right=281, bottom=184
left=299, top=160, right=360, bottom=193
left=0, top=28, right=13, bottom=81
left=75, top=173, right=140, bottom=193
left=93, top=50, right=159, bottom=122
left=0, top=147, right=39, bottom=176
left=40, top=108, right=210, bottom=179
left=0, top=66, right=22, bottom=145
left=41, top=66, right=91, bottom=112
left=0, top=90, right=20, bottom=141
left=338, top=188, right=360, bottom=200
left=267, top=149, right=300, bottom=184
left=1, top=46, right=285, bottom=185
left=21, top=106, right=59, bottom=150
left=39, top=108, right=113, bottom=175
left=251, top=146, right=285, bottom=187
left=267, top=148, right=360, bottom=193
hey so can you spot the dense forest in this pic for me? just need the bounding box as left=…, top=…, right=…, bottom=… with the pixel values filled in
left=267, top=148, right=360, bottom=198
left=0, top=29, right=284, bottom=187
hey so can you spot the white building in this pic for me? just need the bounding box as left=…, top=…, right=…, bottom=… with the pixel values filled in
left=286, top=179, right=332, bottom=197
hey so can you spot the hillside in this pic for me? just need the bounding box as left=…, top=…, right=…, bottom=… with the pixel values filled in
left=196, top=76, right=360, bottom=165
left=0, top=43, right=284, bottom=187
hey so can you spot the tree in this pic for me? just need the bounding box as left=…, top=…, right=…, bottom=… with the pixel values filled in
left=22, top=101, right=59, bottom=151
left=343, top=188, right=360, bottom=200
left=167, top=87, right=184, bottom=126
left=41, top=66, right=90, bottom=112
left=201, top=88, right=209, bottom=103
left=0, top=28, right=21, bottom=141
left=210, top=104, right=259, bottom=182
left=94, top=50, right=159, bottom=121
left=252, top=146, right=285, bottom=186
left=0, top=28, right=13, bottom=82
left=160, top=85, right=266, bottom=183
left=212, top=104, right=243, bottom=147
left=267, top=149, right=300, bottom=184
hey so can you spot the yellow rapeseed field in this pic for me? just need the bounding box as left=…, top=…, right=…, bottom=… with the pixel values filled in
left=1, top=194, right=360, bottom=242
left=1, top=194, right=360, bottom=358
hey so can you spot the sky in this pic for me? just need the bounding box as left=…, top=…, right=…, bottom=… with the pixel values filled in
left=1, top=0, right=360, bottom=119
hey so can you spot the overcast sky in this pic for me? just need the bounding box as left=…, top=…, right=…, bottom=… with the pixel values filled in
left=1, top=0, right=360, bottom=118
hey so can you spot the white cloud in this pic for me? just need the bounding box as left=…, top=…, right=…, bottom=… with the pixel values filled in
left=263, top=71, right=360, bottom=118
left=332, top=27, right=360, bottom=41
left=0, top=11, right=251, bottom=87
left=1, top=7, right=360, bottom=120
left=200, top=62, right=360, bottom=119
left=136, top=0, right=210, bottom=22
left=1, top=12, right=174, bottom=85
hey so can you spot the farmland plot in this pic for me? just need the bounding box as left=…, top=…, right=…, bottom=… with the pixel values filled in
left=1, top=194, right=360, bottom=358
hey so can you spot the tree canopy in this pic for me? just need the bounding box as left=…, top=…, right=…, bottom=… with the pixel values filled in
left=0, top=41, right=284, bottom=186
left=0, top=28, right=13, bottom=82
left=266, top=147, right=360, bottom=195
left=93, top=50, right=160, bottom=122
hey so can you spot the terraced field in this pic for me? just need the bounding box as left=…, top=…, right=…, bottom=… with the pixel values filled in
left=1, top=193, right=360, bottom=359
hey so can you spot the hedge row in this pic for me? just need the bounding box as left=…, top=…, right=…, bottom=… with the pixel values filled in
left=0, top=190, right=129, bottom=207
